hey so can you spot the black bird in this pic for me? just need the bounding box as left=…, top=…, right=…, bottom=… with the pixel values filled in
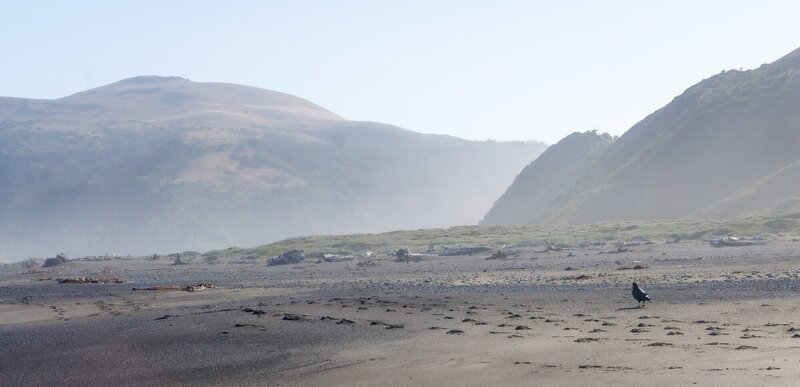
left=631, top=282, right=652, bottom=307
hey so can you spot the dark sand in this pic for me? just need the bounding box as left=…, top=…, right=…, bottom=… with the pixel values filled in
left=3, top=240, right=800, bottom=386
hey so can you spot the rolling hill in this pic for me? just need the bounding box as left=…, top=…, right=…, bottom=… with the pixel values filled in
left=0, top=76, right=546, bottom=260
left=483, top=46, right=800, bottom=226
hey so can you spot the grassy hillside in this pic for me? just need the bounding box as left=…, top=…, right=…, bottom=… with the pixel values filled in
left=201, top=213, right=800, bottom=262
left=483, top=46, right=800, bottom=227
left=482, top=130, right=614, bottom=225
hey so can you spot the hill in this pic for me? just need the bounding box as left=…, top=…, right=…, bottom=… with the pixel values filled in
left=481, top=130, right=614, bottom=226
left=0, top=76, right=546, bottom=260
left=483, top=46, right=800, bottom=226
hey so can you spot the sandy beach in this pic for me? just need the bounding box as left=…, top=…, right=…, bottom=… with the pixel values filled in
left=3, top=240, right=800, bottom=386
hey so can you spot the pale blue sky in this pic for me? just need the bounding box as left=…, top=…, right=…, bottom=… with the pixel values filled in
left=2, top=0, right=799, bottom=143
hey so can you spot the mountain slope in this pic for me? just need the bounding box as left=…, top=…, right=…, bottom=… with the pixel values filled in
left=0, top=77, right=546, bottom=260
left=481, top=131, right=613, bottom=225
left=483, top=46, right=800, bottom=226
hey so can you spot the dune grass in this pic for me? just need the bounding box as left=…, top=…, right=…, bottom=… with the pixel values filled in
left=201, top=213, right=800, bottom=262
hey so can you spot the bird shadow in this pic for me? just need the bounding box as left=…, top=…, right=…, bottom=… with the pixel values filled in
left=617, top=306, right=645, bottom=311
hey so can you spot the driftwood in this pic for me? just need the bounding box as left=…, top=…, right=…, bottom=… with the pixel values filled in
left=534, top=240, right=563, bottom=253
left=322, top=254, right=356, bottom=263
left=43, top=253, right=69, bottom=268
left=268, top=250, right=305, bottom=266
left=545, top=240, right=562, bottom=251
left=710, top=237, right=767, bottom=248
left=133, top=283, right=214, bottom=292
left=439, top=246, right=492, bottom=256
left=393, top=248, right=410, bottom=262
left=393, top=248, right=423, bottom=262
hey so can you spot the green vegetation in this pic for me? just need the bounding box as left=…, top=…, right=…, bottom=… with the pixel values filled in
left=201, top=213, right=800, bottom=262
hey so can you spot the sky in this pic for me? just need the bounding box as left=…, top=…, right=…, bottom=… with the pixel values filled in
left=1, top=1, right=800, bottom=144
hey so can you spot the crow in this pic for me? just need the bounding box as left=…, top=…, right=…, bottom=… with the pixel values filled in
left=632, top=282, right=652, bottom=307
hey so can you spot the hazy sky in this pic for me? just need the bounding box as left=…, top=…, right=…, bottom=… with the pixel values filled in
left=2, top=1, right=800, bottom=143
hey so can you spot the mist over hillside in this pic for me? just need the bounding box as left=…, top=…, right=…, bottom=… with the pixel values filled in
left=0, top=76, right=546, bottom=261
left=483, top=47, right=800, bottom=227
left=481, top=131, right=615, bottom=226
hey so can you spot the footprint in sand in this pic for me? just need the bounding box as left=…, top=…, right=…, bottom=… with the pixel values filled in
left=370, top=321, right=403, bottom=329
left=706, top=326, right=728, bottom=336
left=234, top=323, right=259, bottom=328
left=243, top=308, right=266, bottom=316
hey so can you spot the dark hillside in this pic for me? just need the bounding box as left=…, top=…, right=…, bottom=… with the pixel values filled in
left=484, top=47, right=800, bottom=226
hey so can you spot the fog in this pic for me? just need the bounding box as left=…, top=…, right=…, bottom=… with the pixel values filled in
left=0, top=77, right=545, bottom=261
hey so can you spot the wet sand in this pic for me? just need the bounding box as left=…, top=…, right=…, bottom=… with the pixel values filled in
left=2, top=240, right=800, bottom=386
